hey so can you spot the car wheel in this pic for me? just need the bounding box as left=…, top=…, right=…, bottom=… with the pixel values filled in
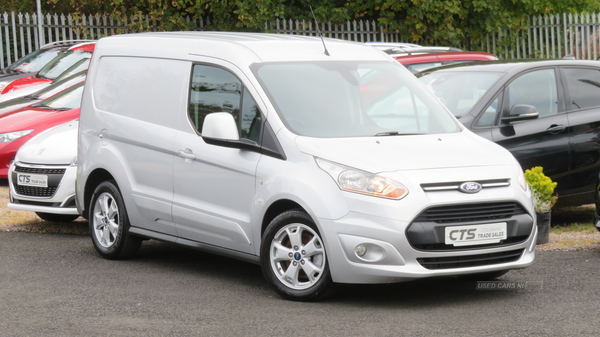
left=457, top=270, right=509, bottom=281
left=35, top=212, right=80, bottom=223
left=89, top=180, right=141, bottom=260
left=260, top=209, right=334, bottom=301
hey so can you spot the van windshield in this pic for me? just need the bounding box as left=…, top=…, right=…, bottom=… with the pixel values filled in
left=252, top=61, right=460, bottom=138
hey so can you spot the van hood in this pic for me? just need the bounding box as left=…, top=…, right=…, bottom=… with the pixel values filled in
left=295, top=131, right=516, bottom=173
left=15, top=120, right=78, bottom=165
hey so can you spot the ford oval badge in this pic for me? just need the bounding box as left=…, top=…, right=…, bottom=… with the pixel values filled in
left=459, top=182, right=482, bottom=193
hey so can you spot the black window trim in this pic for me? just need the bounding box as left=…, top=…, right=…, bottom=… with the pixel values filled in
left=187, top=62, right=286, bottom=161
left=558, top=65, right=600, bottom=113
left=471, top=91, right=504, bottom=128
left=498, top=67, right=565, bottom=124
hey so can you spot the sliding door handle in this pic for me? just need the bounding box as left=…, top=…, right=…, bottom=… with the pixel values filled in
left=178, top=149, right=196, bottom=160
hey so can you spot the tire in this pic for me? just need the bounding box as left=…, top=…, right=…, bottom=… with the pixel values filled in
left=457, top=270, right=510, bottom=281
left=88, top=180, right=141, bottom=260
left=260, top=209, right=334, bottom=301
left=36, top=212, right=79, bottom=223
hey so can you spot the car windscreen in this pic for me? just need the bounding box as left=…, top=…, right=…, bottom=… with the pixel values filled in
left=5, top=48, right=62, bottom=73
left=252, top=61, right=460, bottom=138
left=33, top=70, right=87, bottom=100
left=36, top=50, right=92, bottom=80
left=418, top=71, right=502, bottom=117
left=34, top=83, right=84, bottom=110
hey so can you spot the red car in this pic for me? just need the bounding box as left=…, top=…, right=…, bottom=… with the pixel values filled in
left=1, top=42, right=95, bottom=95
left=394, top=51, right=498, bottom=72
left=0, top=83, right=83, bottom=178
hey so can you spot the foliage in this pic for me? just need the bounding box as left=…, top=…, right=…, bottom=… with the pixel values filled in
left=550, top=222, right=596, bottom=234
left=2, top=0, right=600, bottom=44
left=524, top=166, right=558, bottom=213
left=1, top=0, right=36, bottom=12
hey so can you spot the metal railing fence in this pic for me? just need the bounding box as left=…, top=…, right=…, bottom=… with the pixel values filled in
left=4, top=11, right=600, bottom=68
left=1, top=13, right=404, bottom=68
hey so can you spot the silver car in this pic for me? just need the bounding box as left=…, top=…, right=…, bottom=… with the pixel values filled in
left=77, top=32, right=536, bottom=301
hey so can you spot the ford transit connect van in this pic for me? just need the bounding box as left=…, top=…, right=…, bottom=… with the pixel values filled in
left=77, top=32, right=536, bottom=301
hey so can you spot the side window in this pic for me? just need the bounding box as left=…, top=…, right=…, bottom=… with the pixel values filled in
left=405, top=62, right=442, bottom=71
left=563, top=67, right=600, bottom=110
left=240, top=87, right=262, bottom=142
left=189, top=64, right=261, bottom=142
left=506, top=69, right=558, bottom=118
left=475, top=96, right=500, bottom=127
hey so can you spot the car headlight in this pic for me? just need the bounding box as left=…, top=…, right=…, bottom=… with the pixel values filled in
left=0, top=129, right=34, bottom=143
left=316, top=158, right=408, bottom=200
left=70, top=156, right=78, bottom=167
left=0, top=81, right=10, bottom=93
left=518, top=169, right=528, bottom=191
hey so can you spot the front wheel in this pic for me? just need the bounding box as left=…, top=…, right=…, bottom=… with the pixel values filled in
left=89, top=180, right=141, bottom=260
left=260, top=210, right=334, bottom=301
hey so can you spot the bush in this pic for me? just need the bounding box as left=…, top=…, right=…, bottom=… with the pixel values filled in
left=524, top=166, right=557, bottom=213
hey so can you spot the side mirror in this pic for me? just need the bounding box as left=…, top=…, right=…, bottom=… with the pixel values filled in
left=201, top=112, right=239, bottom=141
left=501, top=104, right=539, bottom=123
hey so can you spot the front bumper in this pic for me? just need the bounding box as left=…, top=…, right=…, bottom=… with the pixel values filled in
left=8, top=161, right=79, bottom=215
left=319, top=210, right=536, bottom=284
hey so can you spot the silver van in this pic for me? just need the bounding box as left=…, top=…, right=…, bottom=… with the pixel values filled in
left=77, top=32, right=536, bottom=301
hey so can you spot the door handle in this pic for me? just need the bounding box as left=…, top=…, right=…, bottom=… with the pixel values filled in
left=178, top=149, right=196, bottom=160
left=546, top=124, right=566, bottom=133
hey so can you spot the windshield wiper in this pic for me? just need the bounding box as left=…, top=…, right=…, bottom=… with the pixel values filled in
left=31, top=103, right=49, bottom=109
left=375, top=131, right=399, bottom=136
left=375, top=131, right=426, bottom=136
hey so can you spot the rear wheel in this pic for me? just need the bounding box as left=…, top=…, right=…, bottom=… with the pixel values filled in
left=35, top=212, right=79, bottom=223
left=260, top=210, right=334, bottom=301
left=89, top=180, right=141, bottom=259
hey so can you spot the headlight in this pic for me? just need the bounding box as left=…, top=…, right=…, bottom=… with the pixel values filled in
left=0, top=81, right=10, bottom=93
left=0, top=129, right=33, bottom=143
left=70, top=156, right=78, bottom=167
left=518, top=169, right=528, bottom=191
left=316, top=158, right=408, bottom=200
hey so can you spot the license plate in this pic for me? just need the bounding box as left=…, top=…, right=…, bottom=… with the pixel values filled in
left=445, top=222, right=507, bottom=246
left=16, top=173, right=48, bottom=187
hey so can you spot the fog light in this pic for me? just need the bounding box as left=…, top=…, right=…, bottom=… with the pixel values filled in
left=355, top=244, right=367, bottom=257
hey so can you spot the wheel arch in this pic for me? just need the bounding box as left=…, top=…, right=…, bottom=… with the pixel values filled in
left=261, top=199, right=305, bottom=238
left=81, top=168, right=115, bottom=220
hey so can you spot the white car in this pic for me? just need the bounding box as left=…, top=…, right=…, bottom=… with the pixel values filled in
left=77, top=32, right=536, bottom=301
left=8, top=120, right=79, bottom=222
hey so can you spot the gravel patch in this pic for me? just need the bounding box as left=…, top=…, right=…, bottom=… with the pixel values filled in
left=536, top=231, right=600, bottom=251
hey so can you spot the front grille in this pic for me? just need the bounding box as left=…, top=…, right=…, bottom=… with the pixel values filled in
left=11, top=164, right=67, bottom=198
left=12, top=199, right=61, bottom=207
left=14, top=185, right=58, bottom=197
left=414, top=202, right=527, bottom=224
left=415, top=237, right=530, bottom=251
left=417, top=249, right=524, bottom=270
left=407, top=202, right=533, bottom=251
left=14, top=166, right=66, bottom=175
left=421, top=179, right=510, bottom=192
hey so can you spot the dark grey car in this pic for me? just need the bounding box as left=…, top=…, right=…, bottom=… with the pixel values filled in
left=418, top=60, right=600, bottom=209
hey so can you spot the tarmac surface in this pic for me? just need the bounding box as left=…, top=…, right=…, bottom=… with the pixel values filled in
left=1, top=231, right=599, bottom=336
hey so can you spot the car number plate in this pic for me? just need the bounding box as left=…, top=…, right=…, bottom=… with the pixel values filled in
left=445, top=222, right=507, bottom=246
left=16, top=173, right=48, bottom=188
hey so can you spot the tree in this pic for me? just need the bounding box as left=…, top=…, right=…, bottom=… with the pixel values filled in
left=4, top=0, right=600, bottom=45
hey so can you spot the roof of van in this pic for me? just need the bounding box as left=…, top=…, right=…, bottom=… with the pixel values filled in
left=93, top=32, right=391, bottom=65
